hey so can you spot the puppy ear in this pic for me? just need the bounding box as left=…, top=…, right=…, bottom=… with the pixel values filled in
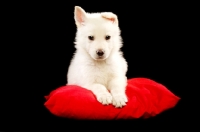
left=101, top=12, right=118, bottom=26
left=74, top=6, right=87, bottom=27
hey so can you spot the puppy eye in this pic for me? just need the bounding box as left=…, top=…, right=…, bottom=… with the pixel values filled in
left=105, top=35, right=111, bottom=40
left=88, top=36, right=94, bottom=40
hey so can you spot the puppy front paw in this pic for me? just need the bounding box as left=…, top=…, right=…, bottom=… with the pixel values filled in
left=96, top=92, right=112, bottom=105
left=112, top=94, right=128, bottom=108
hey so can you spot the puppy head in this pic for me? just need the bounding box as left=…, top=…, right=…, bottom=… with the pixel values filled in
left=74, top=6, right=122, bottom=61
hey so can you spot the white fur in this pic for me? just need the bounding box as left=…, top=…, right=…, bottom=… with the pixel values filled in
left=67, top=6, right=128, bottom=108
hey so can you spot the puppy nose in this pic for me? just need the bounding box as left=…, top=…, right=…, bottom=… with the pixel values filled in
left=96, top=49, right=104, bottom=56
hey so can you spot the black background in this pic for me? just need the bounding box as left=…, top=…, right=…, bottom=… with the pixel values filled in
left=1, top=1, right=192, bottom=131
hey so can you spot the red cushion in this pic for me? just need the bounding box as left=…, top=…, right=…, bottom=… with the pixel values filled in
left=44, top=78, right=180, bottom=119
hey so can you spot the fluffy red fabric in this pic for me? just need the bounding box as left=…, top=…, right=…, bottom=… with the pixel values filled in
left=44, top=78, right=180, bottom=120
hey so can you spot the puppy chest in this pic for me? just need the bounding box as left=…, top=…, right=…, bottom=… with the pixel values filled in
left=90, top=64, right=114, bottom=85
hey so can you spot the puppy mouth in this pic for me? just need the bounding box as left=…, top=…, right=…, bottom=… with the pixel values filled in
left=94, top=56, right=106, bottom=60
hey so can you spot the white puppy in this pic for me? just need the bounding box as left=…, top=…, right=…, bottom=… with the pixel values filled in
left=67, top=6, right=128, bottom=108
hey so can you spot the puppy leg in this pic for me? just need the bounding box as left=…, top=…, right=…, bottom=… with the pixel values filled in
left=89, top=83, right=112, bottom=105
left=109, top=77, right=128, bottom=108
